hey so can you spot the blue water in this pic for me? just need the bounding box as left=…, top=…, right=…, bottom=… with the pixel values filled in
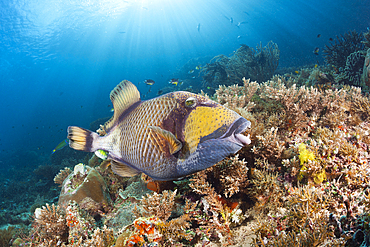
left=0, top=0, right=369, bottom=164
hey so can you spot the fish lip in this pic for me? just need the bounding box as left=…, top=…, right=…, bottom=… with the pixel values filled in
left=221, top=117, right=251, bottom=146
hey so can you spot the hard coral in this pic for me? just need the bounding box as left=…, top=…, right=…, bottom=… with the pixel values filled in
left=54, top=167, right=72, bottom=186
left=217, top=155, right=249, bottom=198
left=58, top=163, right=111, bottom=213
left=121, top=190, right=196, bottom=246
left=32, top=203, right=68, bottom=244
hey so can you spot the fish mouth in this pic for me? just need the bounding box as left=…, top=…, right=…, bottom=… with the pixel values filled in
left=220, top=117, right=251, bottom=146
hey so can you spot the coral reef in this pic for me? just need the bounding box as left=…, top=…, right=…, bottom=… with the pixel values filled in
left=323, top=30, right=365, bottom=69
left=201, top=41, right=279, bottom=86
left=32, top=203, right=68, bottom=245
left=363, top=29, right=370, bottom=48
left=322, top=30, right=370, bottom=88
left=363, top=48, right=370, bottom=87
left=12, top=41, right=370, bottom=246
left=343, top=51, right=365, bottom=86
left=54, top=167, right=72, bottom=186
left=58, top=163, right=111, bottom=214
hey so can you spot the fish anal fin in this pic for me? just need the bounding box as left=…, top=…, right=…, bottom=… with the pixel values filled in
left=149, top=126, right=182, bottom=154
left=107, top=80, right=141, bottom=131
left=110, top=160, right=141, bottom=177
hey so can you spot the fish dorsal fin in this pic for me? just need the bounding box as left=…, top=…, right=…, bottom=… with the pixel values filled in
left=110, top=160, right=141, bottom=177
left=149, top=126, right=182, bottom=154
left=105, top=80, right=141, bottom=131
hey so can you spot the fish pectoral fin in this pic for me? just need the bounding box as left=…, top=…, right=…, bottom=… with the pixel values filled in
left=110, top=160, right=141, bottom=177
left=149, top=126, right=182, bottom=154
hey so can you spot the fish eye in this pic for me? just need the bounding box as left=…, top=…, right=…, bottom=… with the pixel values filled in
left=185, top=97, right=197, bottom=108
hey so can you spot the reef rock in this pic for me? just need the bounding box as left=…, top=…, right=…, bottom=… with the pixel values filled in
left=362, top=48, right=370, bottom=87
left=58, top=163, right=111, bottom=211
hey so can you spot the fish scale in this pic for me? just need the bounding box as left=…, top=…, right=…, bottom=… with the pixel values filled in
left=114, top=96, right=176, bottom=172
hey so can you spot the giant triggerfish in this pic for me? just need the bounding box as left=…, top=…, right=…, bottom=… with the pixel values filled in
left=67, top=80, right=251, bottom=180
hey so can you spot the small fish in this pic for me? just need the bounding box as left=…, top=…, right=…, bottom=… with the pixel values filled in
left=223, top=15, right=233, bottom=24
left=195, top=65, right=202, bottom=70
left=314, top=64, right=318, bottom=68
left=144, top=79, right=155, bottom=85
left=294, top=71, right=299, bottom=74
left=95, top=149, right=108, bottom=160
left=317, top=34, right=321, bottom=38
left=329, top=37, right=333, bottom=41
left=169, top=78, right=181, bottom=86
left=188, top=69, right=194, bottom=74
left=197, top=23, right=200, bottom=32
left=52, top=139, right=68, bottom=153
left=67, top=80, right=251, bottom=180
left=236, top=21, right=247, bottom=28
left=313, top=47, right=319, bottom=55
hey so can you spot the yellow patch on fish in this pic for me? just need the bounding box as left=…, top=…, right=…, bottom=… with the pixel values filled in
left=184, top=106, right=237, bottom=154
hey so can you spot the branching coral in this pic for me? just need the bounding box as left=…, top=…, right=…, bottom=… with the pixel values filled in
left=32, top=203, right=68, bottom=245
left=136, top=189, right=177, bottom=221
left=27, top=201, right=115, bottom=246
left=54, top=167, right=72, bottom=186
left=189, top=168, right=243, bottom=245
left=216, top=155, right=249, bottom=198
left=252, top=185, right=346, bottom=246
left=216, top=78, right=259, bottom=111
left=247, top=167, right=284, bottom=214
left=118, top=190, right=196, bottom=246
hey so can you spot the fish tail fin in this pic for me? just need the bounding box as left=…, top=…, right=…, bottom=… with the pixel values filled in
left=67, top=126, right=99, bottom=152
